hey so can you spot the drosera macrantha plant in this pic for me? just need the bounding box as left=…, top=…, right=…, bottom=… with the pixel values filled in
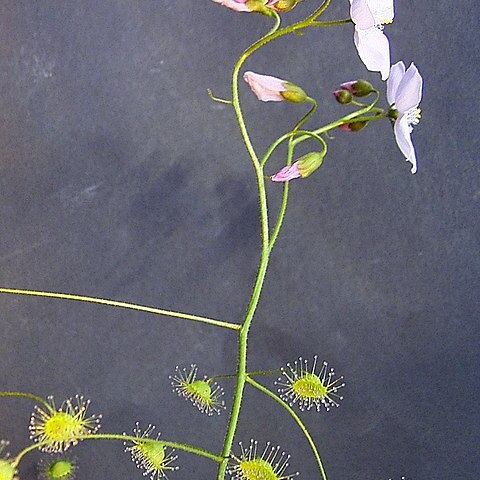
left=0, top=1, right=422, bottom=478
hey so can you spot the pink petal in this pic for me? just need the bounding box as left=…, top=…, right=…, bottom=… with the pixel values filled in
left=354, top=26, right=391, bottom=80
left=211, top=0, right=251, bottom=12
left=243, top=71, right=287, bottom=102
left=395, top=63, right=423, bottom=113
left=387, top=61, right=405, bottom=105
left=271, top=164, right=301, bottom=182
left=394, top=115, right=417, bottom=173
left=339, top=81, right=356, bottom=94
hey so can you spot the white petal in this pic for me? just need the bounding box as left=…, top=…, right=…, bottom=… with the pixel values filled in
left=394, top=115, right=417, bottom=173
left=366, top=0, right=394, bottom=24
left=395, top=63, right=423, bottom=113
left=243, top=71, right=287, bottom=102
left=387, top=61, right=405, bottom=105
left=350, top=0, right=375, bottom=29
left=354, top=27, right=391, bottom=80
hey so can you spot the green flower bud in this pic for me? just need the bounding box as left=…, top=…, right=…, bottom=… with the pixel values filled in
left=274, top=0, right=299, bottom=12
left=280, top=82, right=308, bottom=103
left=245, top=0, right=273, bottom=15
left=271, top=151, right=326, bottom=182
left=339, top=120, right=368, bottom=132
left=333, top=89, right=353, bottom=104
left=296, top=151, right=326, bottom=177
left=340, top=79, right=375, bottom=97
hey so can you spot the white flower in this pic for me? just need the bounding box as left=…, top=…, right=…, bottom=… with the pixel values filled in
left=387, top=61, right=423, bottom=173
left=350, top=0, right=394, bottom=80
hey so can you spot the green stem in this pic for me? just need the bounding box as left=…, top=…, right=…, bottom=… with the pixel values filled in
left=260, top=130, right=325, bottom=168
left=261, top=96, right=382, bottom=164
left=246, top=376, right=328, bottom=480
left=268, top=99, right=318, bottom=250
left=268, top=11, right=281, bottom=34
left=311, top=18, right=353, bottom=27
left=306, top=0, right=332, bottom=22
left=207, top=88, right=232, bottom=105
left=0, top=391, right=50, bottom=409
left=80, top=433, right=223, bottom=463
left=0, top=287, right=240, bottom=331
left=216, top=258, right=270, bottom=479
left=216, top=4, right=345, bottom=478
left=294, top=91, right=381, bottom=146
left=212, top=369, right=282, bottom=381
left=343, top=113, right=387, bottom=123
left=12, top=441, right=48, bottom=467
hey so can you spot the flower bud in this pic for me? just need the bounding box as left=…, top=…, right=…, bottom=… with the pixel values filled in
left=338, top=120, right=368, bottom=132
left=271, top=151, right=326, bottom=182
left=271, top=164, right=301, bottom=182
left=245, top=0, right=274, bottom=14
left=272, top=0, right=299, bottom=12
left=333, top=89, right=352, bottom=104
left=244, top=71, right=307, bottom=103
left=339, top=79, right=374, bottom=97
left=280, top=82, right=308, bottom=103
left=295, top=151, right=326, bottom=177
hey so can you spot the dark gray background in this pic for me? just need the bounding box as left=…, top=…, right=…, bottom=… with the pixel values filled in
left=0, top=1, right=478, bottom=479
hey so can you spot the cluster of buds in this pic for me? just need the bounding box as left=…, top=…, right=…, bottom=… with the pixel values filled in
left=333, top=79, right=375, bottom=132
left=333, top=79, right=375, bottom=104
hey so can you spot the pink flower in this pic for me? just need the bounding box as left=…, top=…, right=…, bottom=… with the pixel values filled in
left=387, top=61, right=423, bottom=174
left=210, top=0, right=251, bottom=12
left=211, top=0, right=286, bottom=13
left=271, top=164, right=301, bottom=182
left=271, top=152, right=326, bottom=182
left=243, top=71, right=307, bottom=103
left=244, top=71, right=288, bottom=101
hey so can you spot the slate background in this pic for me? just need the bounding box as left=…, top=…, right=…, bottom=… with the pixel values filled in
left=0, top=1, right=479, bottom=479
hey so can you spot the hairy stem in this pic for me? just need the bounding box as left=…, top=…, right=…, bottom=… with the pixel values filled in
left=0, top=391, right=50, bottom=409
left=216, top=4, right=344, bottom=478
left=82, top=433, right=223, bottom=463
left=0, top=288, right=240, bottom=330
left=12, top=442, right=48, bottom=468
left=269, top=98, right=318, bottom=249
left=246, top=376, right=328, bottom=480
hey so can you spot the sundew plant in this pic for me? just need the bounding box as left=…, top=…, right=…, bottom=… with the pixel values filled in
left=0, top=1, right=423, bottom=479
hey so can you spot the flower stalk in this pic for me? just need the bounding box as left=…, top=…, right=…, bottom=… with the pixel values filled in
left=216, top=3, right=346, bottom=478
left=246, top=376, right=328, bottom=480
